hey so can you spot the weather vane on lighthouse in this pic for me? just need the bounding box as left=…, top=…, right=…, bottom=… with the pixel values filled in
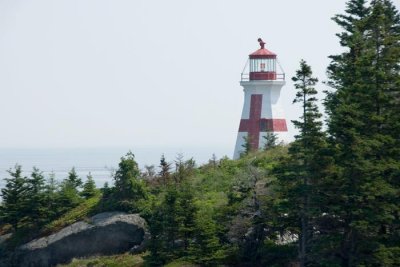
left=257, top=38, right=266, bottom=49
left=233, top=38, right=289, bottom=159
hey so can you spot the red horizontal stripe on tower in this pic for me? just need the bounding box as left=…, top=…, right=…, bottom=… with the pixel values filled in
left=260, top=119, right=288, bottom=132
left=239, top=118, right=287, bottom=132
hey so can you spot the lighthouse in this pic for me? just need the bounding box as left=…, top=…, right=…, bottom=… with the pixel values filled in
left=233, top=38, right=289, bottom=159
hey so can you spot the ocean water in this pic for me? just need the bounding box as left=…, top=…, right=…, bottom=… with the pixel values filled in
left=0, top=146, right=231, bottom=188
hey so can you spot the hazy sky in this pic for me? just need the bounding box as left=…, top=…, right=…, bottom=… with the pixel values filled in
left=1, top=0, right=399, bottom=157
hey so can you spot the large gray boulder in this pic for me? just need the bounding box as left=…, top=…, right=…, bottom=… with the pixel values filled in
left=14, top=212, right=148, bottom=267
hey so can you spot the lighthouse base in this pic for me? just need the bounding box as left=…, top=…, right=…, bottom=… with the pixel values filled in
left=233, top=131, right=289, bottom=159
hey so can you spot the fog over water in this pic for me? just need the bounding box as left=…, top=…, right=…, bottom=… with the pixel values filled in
left=0, top=146, right=229, bottom=188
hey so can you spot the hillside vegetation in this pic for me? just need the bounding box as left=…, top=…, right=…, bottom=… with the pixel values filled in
left=57, top=253, right=145, bottom=267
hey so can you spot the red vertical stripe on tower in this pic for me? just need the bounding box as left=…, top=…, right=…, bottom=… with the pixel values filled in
left=239, top=94, right=262, bottom=151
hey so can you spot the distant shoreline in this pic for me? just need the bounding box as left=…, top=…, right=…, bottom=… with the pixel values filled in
left=0, top=146, right=231, bottom=188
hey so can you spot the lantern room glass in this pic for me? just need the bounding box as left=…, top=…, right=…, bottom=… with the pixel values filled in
left=249, top=58, right=276, bottom=73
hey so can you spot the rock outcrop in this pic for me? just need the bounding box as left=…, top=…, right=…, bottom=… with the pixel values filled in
left=0, top=233, right=13, bottom=266
left=14, top=212, right=148, bottom=267
left=0, top=233, right=12, bottom=246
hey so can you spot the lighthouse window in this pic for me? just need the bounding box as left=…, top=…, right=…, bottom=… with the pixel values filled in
left=250, top=58, right=276, bottom=72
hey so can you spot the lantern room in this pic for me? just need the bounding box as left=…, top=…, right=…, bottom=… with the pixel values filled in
left=241, top=38, right=285, bottom=81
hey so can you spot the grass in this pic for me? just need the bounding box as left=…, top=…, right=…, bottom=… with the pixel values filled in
left=56, top=254, right=201, bottom=267
left=57, top=253, right=144, bottom=267
left=42, top=193, right=102, bottom=236
left=164, top=260, right=199, bottom=267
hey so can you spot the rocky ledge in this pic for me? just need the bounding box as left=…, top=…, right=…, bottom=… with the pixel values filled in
left=14, top=212, right=148, bottom=267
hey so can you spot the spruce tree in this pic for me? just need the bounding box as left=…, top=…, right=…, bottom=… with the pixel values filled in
left=159, top=154, right=171, bottom=187
left=208, top=154, right=218, bottom=169
left=81, top=172, right=97, bottom=199
left=58, top=168, right=83, bottom=212
left=162, top=186, right=180, bottom=259
left=276, top=60, right=327, bottom=266
left=177, top=181, right=197, bottom=255
left=113, top=151, right=147, bottom=211
left=101, top=182, right=112, bottom=197
left=0, top=165, right=29, bottom=231
left=58, top=180, right=81, bottom=213
left=325, top=0, right=400, bottom=264
left=66, top=167, right=83, bottom=189
left=146, top=203, right=167, bottom=266
left=45, top=171, right=60, bottom=221
left=263, top=132, right=278, bottom=150
left=25, top=167, right=48, bottom=227
left=240, top=136, right=251, bottom=157
left=190, top=210, right=225, bottom=266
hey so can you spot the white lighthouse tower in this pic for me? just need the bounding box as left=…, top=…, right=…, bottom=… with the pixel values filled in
left=233, top=38, right=289, bottom=159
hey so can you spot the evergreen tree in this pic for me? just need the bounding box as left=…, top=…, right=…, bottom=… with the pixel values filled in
left=146, top=203, right=167, bottom=266
left=0, top=165, right=29, bottom=231
left=81, top=172, right=97, bottom=199
left=240, top=136, right=251, bottom=157
left=263, top=132, right=278, bottom=150
left=177, top=181, right=197, bottom=255
left=58, top=181, right=81, bottom=212
left=66, top=167, right=83, bottom=189
left=44, top=171, right=60, bottom=221
left=146, top=180, right=198, bottom=265
left=46, top=171, right=58, bottom=198
left=58, top=169, right=83, bottom=212
left=162, top=186, right=180, bottom=259
left=208, top=154, right=218, bottom=169
left=101, top=182, right=112, bottom=197
left=190, top=210, right=225, bottom=266
left=276, top=60, right=327, bottom=266
left=324, top=0, right=400, bottom=264
left=159, top=154, right=171, bottom=187
left=146, top=187, right=180, bottom=266
left=113, top=151, right=147, bottom=211
left=25, top=167, right=48, bottom=227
